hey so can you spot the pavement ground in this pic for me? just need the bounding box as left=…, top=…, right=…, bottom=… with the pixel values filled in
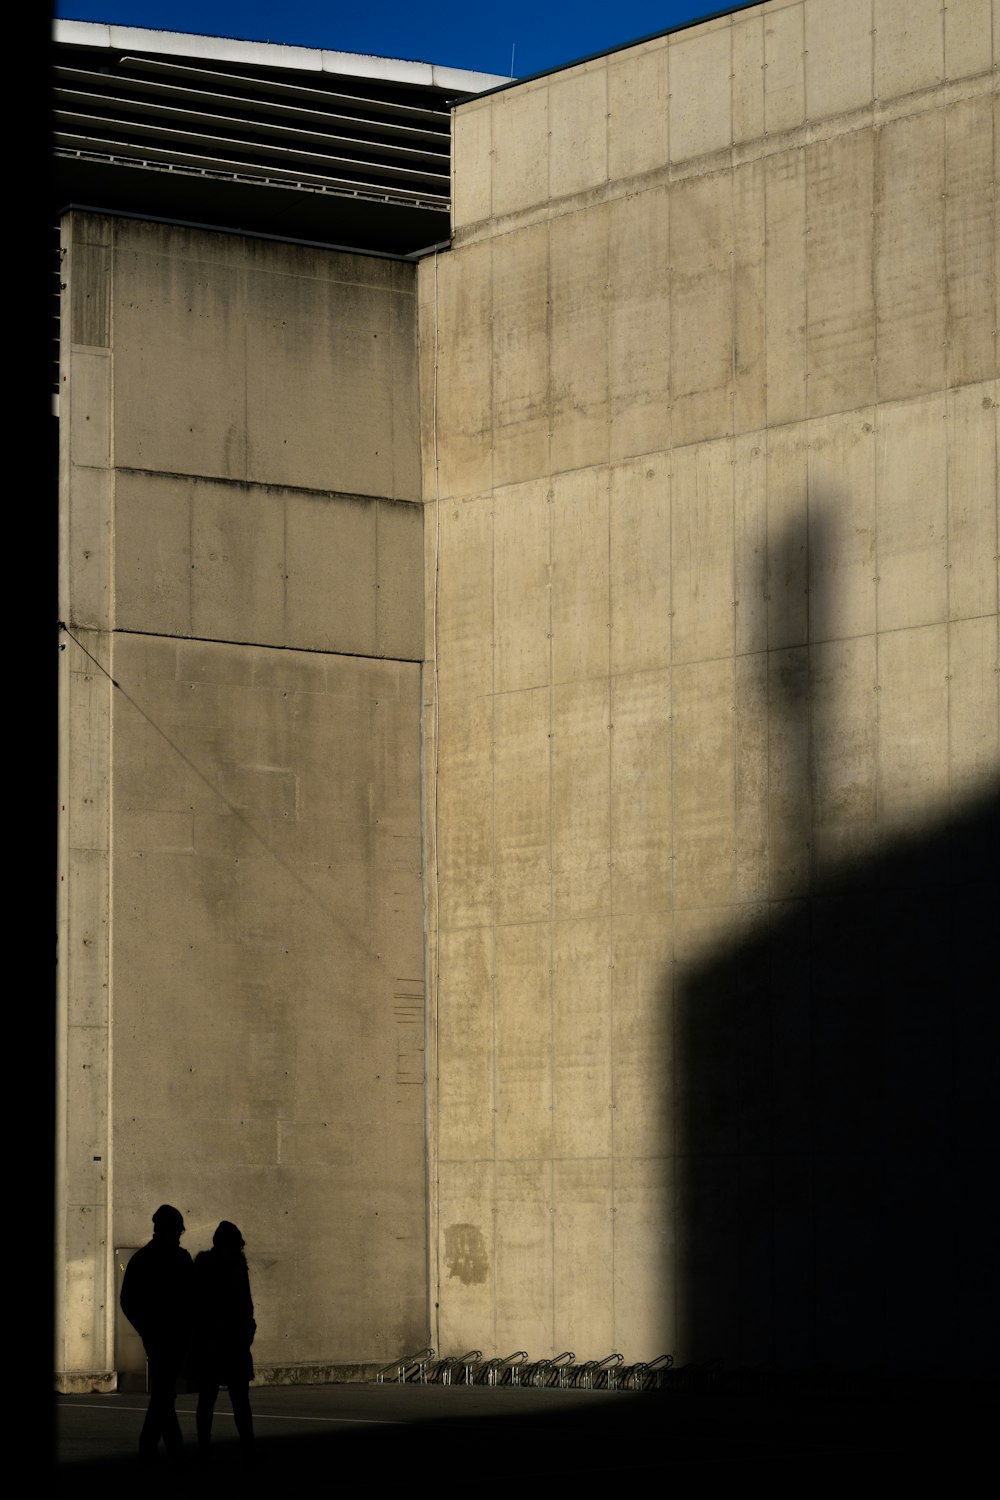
left=53, top=1373, right=994, bottom=1486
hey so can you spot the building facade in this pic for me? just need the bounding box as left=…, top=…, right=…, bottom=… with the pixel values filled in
left=56, top=0, right=998, bottom=1391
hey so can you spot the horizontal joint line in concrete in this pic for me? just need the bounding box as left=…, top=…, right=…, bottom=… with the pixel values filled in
left=111, top=626, right=423, bottom=665
left=112, top=467, right=422, bottom=507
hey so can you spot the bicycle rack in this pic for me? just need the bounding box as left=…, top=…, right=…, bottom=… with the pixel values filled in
left=521, top=1351, right=575, bottom=1388
left=574, top=1352, right=622, bottom=1390
left=478, top=1351, right=529, bottom=1387
left=433, top=1350, right=483, bottom=1386
left=374, top=1348, right=435, bottom=1384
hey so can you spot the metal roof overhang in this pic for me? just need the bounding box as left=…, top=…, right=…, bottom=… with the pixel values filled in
left=53, top=23, right=505, bottom=256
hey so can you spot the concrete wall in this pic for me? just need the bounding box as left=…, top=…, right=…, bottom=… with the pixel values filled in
left=57, top=214, right=426, bottom=1386
left=420, top=0, right=998, bottom=1369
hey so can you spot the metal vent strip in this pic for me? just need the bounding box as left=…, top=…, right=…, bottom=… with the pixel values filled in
left=52, top=46, right=457, bottom=210
left=55, top=68, right=451, bottom=155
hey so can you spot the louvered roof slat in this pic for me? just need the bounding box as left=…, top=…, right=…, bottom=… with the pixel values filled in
left=55, top=92, right=450, bottom=170
left=54, top=65, right=449, bottom=148
left=117, top=54, right=451, bottom=126
left=55, top=111, right=450, bottom=188
left=55, top=133, right=450, bottom=207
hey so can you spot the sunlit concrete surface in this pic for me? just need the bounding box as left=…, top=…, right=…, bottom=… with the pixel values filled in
left=57, top=0, right=998, bottom=1394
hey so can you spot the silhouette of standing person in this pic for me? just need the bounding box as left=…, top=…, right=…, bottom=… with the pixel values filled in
left=119, top=1203, right=194, bottom=1462
left=187, top=1220, right=257, bottom=1459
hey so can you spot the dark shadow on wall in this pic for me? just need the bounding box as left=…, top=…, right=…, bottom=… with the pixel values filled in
left=672, top=502, right=999, bottom=1375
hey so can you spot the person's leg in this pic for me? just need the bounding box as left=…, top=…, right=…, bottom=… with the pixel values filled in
left=197, top=1382, right=220, bottom=1450
left=141, top=1352, right=183, bottom=1456
left=228, top=1382, right=255, bottom=1448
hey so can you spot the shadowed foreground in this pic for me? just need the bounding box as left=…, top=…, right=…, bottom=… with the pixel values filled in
left=55, top=1374, right=994, bottom=1483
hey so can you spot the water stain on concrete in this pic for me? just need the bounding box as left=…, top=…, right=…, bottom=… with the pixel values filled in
left=444, top=1222, right=488, bottom=1284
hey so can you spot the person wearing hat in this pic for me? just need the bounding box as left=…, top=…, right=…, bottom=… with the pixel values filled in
left=187, top=1220, right=257, bottom=1458
left=119, top=1204, right=195, bottom=1461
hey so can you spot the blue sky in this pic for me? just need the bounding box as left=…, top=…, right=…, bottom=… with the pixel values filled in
left=53, top=2, right=735, bottom=80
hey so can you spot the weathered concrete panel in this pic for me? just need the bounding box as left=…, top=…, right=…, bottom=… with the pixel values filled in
left=875, top=111, right=946, bottom=400
left=612, top=1157, right=675, bottom=1361
left=553, top=1158, right=614, bottom=1351
left=553, top=920, right=612, bottom=1157
left=807, top=409, right=877, bottom=641
left=437, top=1161, right=496, bottom=1351
left=945, top=97, right=996, bottom=387
left=669, top=26, right=732, bottom=162
left=608, top=188, right=671, bottom=461
left=495, top=1161, right=554, bottom=1353
left=732, top=10, right=765, bottom=144
left=430, top=244, right=494, bottom=499
left=733, top=159, right=768, bottom=434
left=947, top=381, right=999, bottom=622
left=111, top=223, right=418, bottom=501
left=437, top=926, right=494, bottom=1161
left=109, top=635, right=424, bottom=1364
left=390, top=275, right=422, bottom=503
left=806, top=130, right=876, bottom=416
left=192, top=479, right=286, bottom=645
left=68, top=235, right=110, bottom=349
left=376, top=500, right=423, bottom=659
left=493, top=478, right=550, bottom=693
left=494, top=688, right=551, bottom=924
left=767, top=645, right=813, bottom=895
left=551, top=468, right=610, bottom=684
left=944, top=0, right=993, bottom=79
left=669, top=174, right=733, bottom=447
left=428, top=0, right=1000, bottom=1379
left=436, top=695, right=493, bottom=929
left=948, top=614, right=1000, bottom=804
left=672, top=658, right=736, bottom=907
left=877, top=623, right=950, bottom=826
left=246, top=270, right=395, bottom=496
left=112, top=227, right=248, bottom=479
left=764, top=0, right=806, bottom=134
left=492, top=223, right=550, bottom=487
left=434, top=494, right=493, bottom=701
left=764, top=149, right=808, bottom=428
left=610, top=912, right=672, bottom=1160
left=876, top=395, right=948, bottom=632
left=766, top=423, right=809, bottom=650
left=64, top=466, right=113, bottom=631
left=610, top=670, right=672, bottom=916
left=552, top=680, right=610, bottom=919
left=873, top=0, right=945, bottom=100
left=608, top=41, right=670, bottom=179
left=114, top=471, right=192, bottom=638
left=548, top=65, right=607, bottom=199
left=550, top=208, right=610, bottom=473
left=671, top=440, right=735, bottom=665
left=734, top=650, right=770, bottom=900
left=495, top=922, right=553, bottom=1159
left=491, top=82, right=548, bottom=217
left=452, top=98, right=493, bottom=230
left=609, top=457, right=671, bottom=675
left=733, top=434, right=768, bottom=655
left=69, top=350, right=111, bottom=470
left=805, top=0, right=873, bottom=118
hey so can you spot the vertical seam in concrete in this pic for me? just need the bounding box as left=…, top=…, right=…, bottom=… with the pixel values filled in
left=104, top=221, right=117, bottom=1376
left=547, top=467, right=556, bottom=1355
left=428, top=250, right=442, bottom=1356
left=943, top=98, right=954, bottom=807
left=55, top=216, right=71, bottom=1380
left=605, top=459, right=616, bottom=1349
left=872, top=54, right=884, bottom=841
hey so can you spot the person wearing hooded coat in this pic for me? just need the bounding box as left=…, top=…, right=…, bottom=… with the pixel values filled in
left=187, top=1220, right=257, bottom=1455
left=119, top=1203, right=194, bottom=1461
